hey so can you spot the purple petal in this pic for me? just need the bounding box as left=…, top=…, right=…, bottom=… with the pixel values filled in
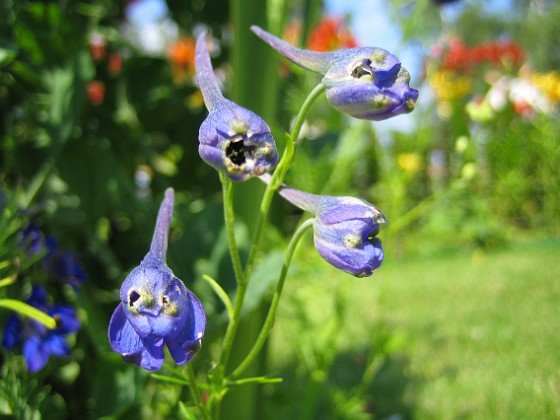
left=164, top=290, right=206, bottom=365
left=108, top=304, right=165, bottom=371
left=108, top=304, right=145, bottom=355
left=49, top=305, right=80, bottom=334
left=23, top=335, right=50, bottom=373
left=43, top=332, right=70, bottom=357
left=27, top=284, right=48, bottom=308
left=2, top=314, right=22, bottom=349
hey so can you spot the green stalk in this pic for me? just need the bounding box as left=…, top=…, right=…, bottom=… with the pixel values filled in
left=230, top=218, right=314, bottom=379
left=216, top=173, right=248, bottom=372
left=243, top=83, right=325, bottom=280
left=185, top=365, right=212, bottom=420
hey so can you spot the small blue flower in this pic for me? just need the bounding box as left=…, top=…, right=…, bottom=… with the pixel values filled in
left=251, top=25, right=419, bottom=121
left=195, top=32, right=279, bottom=181
left=262, top=175, right=386, bottom=277
left=1, top=285, right=80, bottom=373
left=108, top=188, right=206, bottom=371
left=43, top=236, right=86, bottom=289
left=19, top=222, right=44, bottom=257
left=2, top=313, right=22, bottom=350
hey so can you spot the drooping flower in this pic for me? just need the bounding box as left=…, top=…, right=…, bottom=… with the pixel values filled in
left=195, top=32, right=279, bottom=181
left=2, top=284, right=80, bottom=373
left=262, top=175, right=386, bottom=277
left=251, top=25, right=418, bottom=121
left=108, top=188, right=206, bottom=371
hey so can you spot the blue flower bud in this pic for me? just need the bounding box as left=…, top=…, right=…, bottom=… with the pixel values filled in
left=195, top=32, right=279, bottom=181
left=251, top=25, right=419, bottom=121
left=262, top=175, right=386, bottom=277
left=108, top=188, right=206, bottom=371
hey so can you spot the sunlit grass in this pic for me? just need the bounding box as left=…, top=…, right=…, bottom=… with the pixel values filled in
left=268, top=238, right=560, bottom=418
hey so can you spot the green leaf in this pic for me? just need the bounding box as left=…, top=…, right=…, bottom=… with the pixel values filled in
left=47, top=50, right=94, bottom=144
left=242, top=250, right=285, bottom=316
left=201, top=274, right=233, bottom=320
left=0, top=272, right=17, bottom=288
left=0, top=299, right=57, bottom=329
left=178, top=401, right=198, bottom=420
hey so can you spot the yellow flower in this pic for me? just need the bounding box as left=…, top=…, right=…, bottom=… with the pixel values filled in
left=531, top=70, right=560, bottom=103
left=397, top=153, right=422, bottom=173
left=429, top=70, right=472, bottom=102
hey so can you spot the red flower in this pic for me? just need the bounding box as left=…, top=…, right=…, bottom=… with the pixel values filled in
left=307, top=18, right=358, bottom=52
left=108, top=53, right=123, bottom=76
left=87, top=81, right=105, bottom=106
left=89, top=33, right=107, bottom=62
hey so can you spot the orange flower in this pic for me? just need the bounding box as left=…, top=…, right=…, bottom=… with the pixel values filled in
left=307, top=18, right=358, bottom=52
left=168, top=37, right=196, bottom=83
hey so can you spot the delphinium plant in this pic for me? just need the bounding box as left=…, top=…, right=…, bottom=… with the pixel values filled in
left=106, top=24, right=418, bottom=418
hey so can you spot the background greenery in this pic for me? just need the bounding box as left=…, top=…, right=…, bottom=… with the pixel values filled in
left=1, top=0, right=559, bottom=418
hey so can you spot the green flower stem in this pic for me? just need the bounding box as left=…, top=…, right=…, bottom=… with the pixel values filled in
left=216, top=173, right=248, bottom=372
left=230, top=218, right=314, bottom=380
left=185, top=364, right=212, bottom=420
left=243, top=83, right=325, bottom=280
left=215, top=84, right=325, bottom=380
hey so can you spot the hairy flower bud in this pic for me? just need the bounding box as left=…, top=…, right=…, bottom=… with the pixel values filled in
left=251, top=25, right=418, bottom=121
left=195, top=32, right=279, bottom=181
left=108, top=188, right=206, bottom=371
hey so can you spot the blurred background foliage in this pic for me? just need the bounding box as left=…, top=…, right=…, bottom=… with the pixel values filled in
left=0, top=0, right=559, bottom=418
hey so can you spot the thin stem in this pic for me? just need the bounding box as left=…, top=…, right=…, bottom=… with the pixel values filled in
left=216, top=173, right=247, bottom=371
left=230, top=218, right=314, bottom=379
left=291, top=83, right=326, bottom=145
left=243, top=83, right=325, bottom=280
left=185, top=364, right=212, bottom=420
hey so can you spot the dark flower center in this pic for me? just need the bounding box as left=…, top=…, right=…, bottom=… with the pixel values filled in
left=226, top=140, right=255, bottom=166
left=53, top=314, right=63, bottom=329
left=129, top=290, right=141, bottom=307
left=226, top=141, right=245, bottom=165
left=351, top=59, right=374, bottom=79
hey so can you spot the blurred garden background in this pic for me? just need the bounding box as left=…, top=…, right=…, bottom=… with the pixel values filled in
left=1, top=0, right=559, bottom=418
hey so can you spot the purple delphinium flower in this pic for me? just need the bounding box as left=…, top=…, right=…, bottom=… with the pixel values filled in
left=108, top=188, right=206, bottom=371
left=1, top=284, right=80, bottom=373
left=261, top=175, right=386, bottom=277
left=43, top=236, right=86, bottom=289
left=251, top=25, right=419, bottom=121
left=195, top=32, right=279, bottom=181
left=19, top=222, right=44, bottom=257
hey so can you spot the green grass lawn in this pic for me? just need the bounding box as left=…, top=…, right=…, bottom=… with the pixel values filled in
left=267, top=239, right=560, bottom=419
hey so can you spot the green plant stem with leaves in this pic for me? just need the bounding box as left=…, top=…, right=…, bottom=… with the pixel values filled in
left=201, top=83, right=325, bottom=417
